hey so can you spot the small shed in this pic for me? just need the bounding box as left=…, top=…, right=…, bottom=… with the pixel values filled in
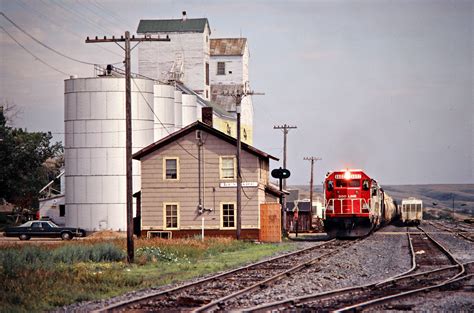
left=286, top=201, right=312, bottom=232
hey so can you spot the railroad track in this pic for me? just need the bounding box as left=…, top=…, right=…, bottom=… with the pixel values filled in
left=95, top=239, right=357, bottom=312
left=428, top=220, right=474, bottom=242
left=243, top=225, right=469, bottom=312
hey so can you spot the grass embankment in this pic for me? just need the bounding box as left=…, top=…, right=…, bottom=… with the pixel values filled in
left=0, top=237, right=294, bottom=313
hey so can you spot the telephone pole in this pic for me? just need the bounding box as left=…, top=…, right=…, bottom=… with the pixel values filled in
left=273, top=124, right=297, bottom=235
left=86, top=31, right=170, bottom=263
left=223, top=83, right=263, bottom=239
left=304, top=156, right=322, bottom=228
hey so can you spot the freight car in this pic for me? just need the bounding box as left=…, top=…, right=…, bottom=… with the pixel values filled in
left=400, top=198, right=423, bottom=225
left=323, top=169, right=397, bottom=238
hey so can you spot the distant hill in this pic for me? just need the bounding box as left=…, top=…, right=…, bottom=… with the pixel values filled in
left=289, top=184, right=474, bottom=219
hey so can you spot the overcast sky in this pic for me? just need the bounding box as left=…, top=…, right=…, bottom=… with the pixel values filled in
left=1, top=0, right=473, bottom=186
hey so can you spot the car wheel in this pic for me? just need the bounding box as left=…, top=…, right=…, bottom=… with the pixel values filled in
left=19, top=234, right=30, bottom=241
left=61, top=232, right=73, bottom=240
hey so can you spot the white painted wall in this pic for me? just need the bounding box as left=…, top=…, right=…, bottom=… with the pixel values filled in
left=138, top=29, right=211, bottom=100
left=39, top=196, right=65, bottom=226
left=210, top=42, right=249, bottom=85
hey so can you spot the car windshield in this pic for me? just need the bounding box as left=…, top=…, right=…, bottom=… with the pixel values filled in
left=46, top=221, right=58, bottom=228
left=19, top=221, right=33, bottom=227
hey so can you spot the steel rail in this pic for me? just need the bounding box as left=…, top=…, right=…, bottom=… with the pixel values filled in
left=192, top=240, right=359, bottom=313
left=94, top=239, right=336, bottom=312
left=333, top=226, right=466, bottom=312
left=243, top=264, right=460, bottom=313
left=337, top=261, right=474, bottom=312
left=416, top=225, right=465, bottom=281
left=375, top=227, right=416, bottom=287
left=428, top=220, right=474, bottom=243
left=243, top=226, right=467, bottom=313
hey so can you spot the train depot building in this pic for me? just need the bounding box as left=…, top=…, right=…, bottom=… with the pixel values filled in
left=132, top=119, right=283, bottom=240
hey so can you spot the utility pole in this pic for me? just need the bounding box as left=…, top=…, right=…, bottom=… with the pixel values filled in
left=223, top=82, right=263, bottom=239
left=304, top=156, right=322, bottom=228
left=86, top=32, right=170, bottom=263
left=273, top=124, right=297, bottom=235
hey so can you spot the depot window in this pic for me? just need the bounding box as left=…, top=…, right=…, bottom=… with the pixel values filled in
left=220, top=156, right=236, bottom=179
left=217, top=62, right=226, bottom=75
left=59, top=205, right=65, bottom=217
left=221, top=203, right=236, bottom=229
left=163, top=157, right=179, bottom=180
left=336, top=179, right=361, bottom=188
left=163, top=203, right=179, bottom=229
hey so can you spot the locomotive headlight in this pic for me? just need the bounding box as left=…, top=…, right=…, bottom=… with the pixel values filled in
left=344, top=170, right=351, bottom=180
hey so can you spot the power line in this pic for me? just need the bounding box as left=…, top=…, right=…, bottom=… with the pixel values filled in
left=131, top=77, right=220, bottom=166
left=48, top=0, right=118, bottom=36
left=304, top=156, right=322, bottom=228
left=273, top=123, right=297, bottom=235
left=0, top=12, right=122, bottom=66
left=78, top=0, right=133, bottom=33
left=13, top=0, right=123, bottom=58
left=0, top=25, right=70, bottom=76
left=89, top=0, right=136, bottom=31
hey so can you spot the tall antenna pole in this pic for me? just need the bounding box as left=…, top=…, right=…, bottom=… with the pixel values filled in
left=273, top=124, right=297, bottom=236
left=304, top=156, right=322, bottom=228
left=223, top=82, right=263, bottom=239
left=86, top=32, right=170, bottom=263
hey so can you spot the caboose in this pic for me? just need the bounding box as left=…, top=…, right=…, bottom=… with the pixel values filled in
left=323, top=169, right=396, bottom=238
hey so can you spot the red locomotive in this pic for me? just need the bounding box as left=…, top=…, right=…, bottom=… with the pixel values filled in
left=323, top=169, right=397, bottom=238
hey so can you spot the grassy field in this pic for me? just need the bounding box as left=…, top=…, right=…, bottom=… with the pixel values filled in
left=0, top=237, right=294, bottom=313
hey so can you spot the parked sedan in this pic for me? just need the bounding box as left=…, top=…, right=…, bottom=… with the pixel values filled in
left=3, top=220, right=86, bottom=240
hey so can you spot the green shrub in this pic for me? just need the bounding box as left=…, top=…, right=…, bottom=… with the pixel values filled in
left=136, top=246, right=190, bottom=263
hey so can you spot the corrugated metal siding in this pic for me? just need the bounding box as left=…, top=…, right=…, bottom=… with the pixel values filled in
left=210, top=38, right=247, bottom=56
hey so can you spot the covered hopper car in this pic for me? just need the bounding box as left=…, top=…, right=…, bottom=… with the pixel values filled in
left=400, top=198, right=423, bottom=225
left=323, top=169, right=398, bottom=238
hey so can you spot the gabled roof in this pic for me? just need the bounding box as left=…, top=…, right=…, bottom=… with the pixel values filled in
left=133, top=121, right=278, bottom=161
left=210, top=38, right=247, bottom=56
left=137, top=18, right=210, bottom=34
left=286, top=201, right=312, bottom=212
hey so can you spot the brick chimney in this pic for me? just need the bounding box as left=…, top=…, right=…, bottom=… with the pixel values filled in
left=202, top=107, right=213, bottom=127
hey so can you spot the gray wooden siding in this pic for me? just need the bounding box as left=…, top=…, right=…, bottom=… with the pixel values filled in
left=141, top=130, right=268, bottom=230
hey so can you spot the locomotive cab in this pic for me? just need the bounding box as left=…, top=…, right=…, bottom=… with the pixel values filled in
left=324, top=169, right=384, bottom=238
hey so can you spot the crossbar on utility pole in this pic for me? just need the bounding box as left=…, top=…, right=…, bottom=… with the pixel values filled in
left=273, top=124, right=297, bottom=236
left=223, top=82, right=263, bottom=240
left=86, top=32, right=170, bottom=263
left=304, top=156, right=322, bottom=229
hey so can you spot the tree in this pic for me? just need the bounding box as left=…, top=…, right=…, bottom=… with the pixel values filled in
left=0, top=106, right=63, bottom=210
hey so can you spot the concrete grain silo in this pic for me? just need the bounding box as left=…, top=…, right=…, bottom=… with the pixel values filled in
left=64, top=76, right=154, bottom=231
left=182, top=94, right=197, bottom=127
left=174, top=90, right=183, bottom=132
left=153, top=84, right=175, bottom=140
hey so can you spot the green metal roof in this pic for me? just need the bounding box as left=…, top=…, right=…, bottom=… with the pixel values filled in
left=137, top=18, right=209, bottom=33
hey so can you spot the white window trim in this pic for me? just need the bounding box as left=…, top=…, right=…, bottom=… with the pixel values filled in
left=163, top=202, right=180, bottom=230
left=220, top=202, right=237, bottom=230
left=163, top=157, right=180, bottom=181
left=219, top=155, right=236, bottom=180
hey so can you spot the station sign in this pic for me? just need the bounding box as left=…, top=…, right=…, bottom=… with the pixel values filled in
left=219, top=182, right=258, bottom=188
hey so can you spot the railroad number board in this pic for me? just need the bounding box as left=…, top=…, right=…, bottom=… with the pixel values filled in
left=335, top=174, right=362, bottom=179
